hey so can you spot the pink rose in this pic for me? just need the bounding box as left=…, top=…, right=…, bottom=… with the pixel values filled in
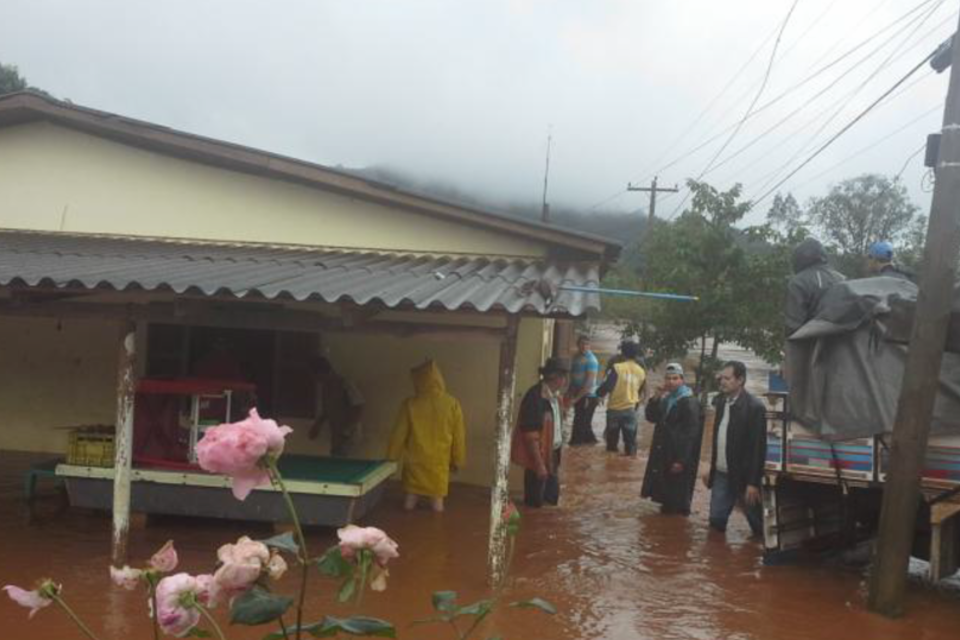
left=194, top=574, right=219, bottom=609
left=155, top=573, right=206, bottom=637
left=213, top=536, right=272, bottom=600
left=149, top=540, right=179, bottom=573
left=2, top=585, right=53, bottom=619
left=109, top=565, right=143, bottom=590
left=337, top=526, right=399, bottom=566
left=196, top=409, right=293, bottom=500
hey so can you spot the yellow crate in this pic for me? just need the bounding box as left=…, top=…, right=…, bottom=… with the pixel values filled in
left=66, top=426, right=116, bottom=467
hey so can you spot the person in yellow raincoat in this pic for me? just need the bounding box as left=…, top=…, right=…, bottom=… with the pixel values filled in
left=387, top=360, right=466, bottom=512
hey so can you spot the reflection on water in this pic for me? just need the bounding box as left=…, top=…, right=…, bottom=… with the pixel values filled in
left=3, top=442, right=960, bottom=639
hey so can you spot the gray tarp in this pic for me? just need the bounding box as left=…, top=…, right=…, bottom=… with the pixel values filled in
left=785, top=277, right=960, bottom=440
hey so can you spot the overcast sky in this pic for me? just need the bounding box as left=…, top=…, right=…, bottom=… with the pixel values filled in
left=1, top=0, right=954, bottom=225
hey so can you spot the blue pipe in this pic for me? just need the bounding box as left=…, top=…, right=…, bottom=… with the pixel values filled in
left=559, top=285, right=699, bottom=302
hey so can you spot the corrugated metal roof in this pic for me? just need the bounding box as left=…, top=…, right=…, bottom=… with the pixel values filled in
left=0, top=231, right=601, bottom=316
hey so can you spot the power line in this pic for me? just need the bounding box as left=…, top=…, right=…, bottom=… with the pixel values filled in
left=751, top=46, right=941, bottom=207
left=645, top=0, right=941, bottom=185
left=667, top=0, right=803, bottom=218
left=749, top=0, right=947, bottom=198
left=896, top=142, right=929, bottom=181
left=701, top=9, right=952, bottom=184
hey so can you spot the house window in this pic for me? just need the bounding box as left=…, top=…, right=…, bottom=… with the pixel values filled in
left=145, top=324, right=319, bottom=419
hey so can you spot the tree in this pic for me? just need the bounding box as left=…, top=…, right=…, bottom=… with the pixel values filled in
left=0, top=61, right=51, bottom=98
left=608, top=180, right=791, bottom=392
left=767, top=192, right=806, bottom=236
left=806, top=174, right=919, bottom=276
left=0, top=63, right=28, bottom=95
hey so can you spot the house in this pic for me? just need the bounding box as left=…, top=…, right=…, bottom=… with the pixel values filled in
left=0, top=91, right=619, bottom=580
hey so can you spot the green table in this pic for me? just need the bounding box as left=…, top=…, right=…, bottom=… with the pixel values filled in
left=56, top=455, right=397, bottom=527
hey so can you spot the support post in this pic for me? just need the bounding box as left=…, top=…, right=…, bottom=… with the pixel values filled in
left=112, top=319, right=137, bottom=567
left=488, top=315, right=520, bottom=586
left=868, top=18, right=960, bottom=616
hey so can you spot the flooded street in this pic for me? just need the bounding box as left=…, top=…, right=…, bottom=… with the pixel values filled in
left=6, top=431, right=960, bottom=639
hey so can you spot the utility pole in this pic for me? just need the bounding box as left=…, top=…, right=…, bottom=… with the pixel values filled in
left=868, top=24, right=960, bottom=617
left=628, top=176, right=678, bottom=224
left=541, top=128, right=553, bottom=223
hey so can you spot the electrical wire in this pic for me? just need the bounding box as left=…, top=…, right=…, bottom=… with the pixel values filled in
left=896, top=142, right=930, bottom=181
left=750, top=46, right=941, bottom=206
left=667, top=0, right=803, bottom=218
left=749, top=0, right=947, bottom=199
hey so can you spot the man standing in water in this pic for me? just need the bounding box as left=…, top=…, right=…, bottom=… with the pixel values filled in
left=308, top=357, right=365, bottom=457
left=567, top=335, right=601, bottom=445
left=596, top=341, right=647, bottom=456
left=511, top=357, right=569, bottom=508
left=703, top=361, right=767, bottom=538
left=641, top=363, right=702, bottom=515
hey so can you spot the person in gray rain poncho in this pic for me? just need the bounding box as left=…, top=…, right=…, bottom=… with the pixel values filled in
left=784, top=238, right=846, bottom=336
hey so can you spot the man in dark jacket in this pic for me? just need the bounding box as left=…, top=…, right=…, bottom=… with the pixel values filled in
left=641, top=363, right=702, bottom=515
left=785, top=238, right=845, bottom=336
left=703, top=361, right=767, bottom=537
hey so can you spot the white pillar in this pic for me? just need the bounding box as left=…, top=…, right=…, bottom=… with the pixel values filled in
left=112, top=320, right=137, bottom=566
left=488, top=316, right=519, bottom=586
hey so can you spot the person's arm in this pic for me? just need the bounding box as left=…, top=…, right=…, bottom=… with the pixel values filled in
left=450, top=401, right=466, bottom=471
left=517, top=391, right=548, bottom=479
left=670, top=397, right=701, bottom=472
left=574, top=367, right=597, bottom=404
left=644, top=395, right=661, bottom=423
left=523, top=430, right=548, bottom=479
left=596, top=367, right=617, bottom=399
left=744, top=400, right=768, bottom=505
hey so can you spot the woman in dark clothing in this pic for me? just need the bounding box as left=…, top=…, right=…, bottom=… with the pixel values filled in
left=641, top=363, right=703, bottom=515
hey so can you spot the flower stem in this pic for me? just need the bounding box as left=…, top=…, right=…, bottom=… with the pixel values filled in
left=149, top=584, right=160, bottom=640
left=278, top=615, right=292, bottom=640
left=196, top=603, right=227, bottom=640
left=51, top=594, right=103, bottom=640
left=268, top=460, right=310, bottom=640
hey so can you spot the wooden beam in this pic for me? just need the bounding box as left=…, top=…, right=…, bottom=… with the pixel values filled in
left=488, top=316, right=520, bottom=586
left=111, top=319, right=137, bottom=566
left=868, top=15, right=960, bottom=617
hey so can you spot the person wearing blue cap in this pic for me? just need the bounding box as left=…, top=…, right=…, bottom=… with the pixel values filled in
left=867, top=241, right=914, bottom=282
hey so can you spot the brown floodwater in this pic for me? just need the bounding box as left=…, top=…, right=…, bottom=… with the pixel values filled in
left=4, top=431, right=960, bottom=640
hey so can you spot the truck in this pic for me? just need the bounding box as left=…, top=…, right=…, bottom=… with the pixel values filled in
left=760, top=277, right=960, bottom=581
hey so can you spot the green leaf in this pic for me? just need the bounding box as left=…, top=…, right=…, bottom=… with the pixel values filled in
left=229, top=586, right=294, bottom=626
left=431, top=590, right=458, bottom=612
left=316, top=545, right=355, bottom=579
left=260, top=531, right=299, bottom=555
left=185, top=629, right=212, bottom=638
left=310, top=616, right=396, bottom=637
left=263, top=623, right=322, bottom=640
left=337, top=574, right=357, bottom=603
left=509, top=597, right=557, bottom=615
left=456, top=599, right=494, bottom=622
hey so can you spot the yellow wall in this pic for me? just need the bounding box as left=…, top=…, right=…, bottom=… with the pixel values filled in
left=0, top=316, right=118, bottom=452
left=285, top=317, right=543, bottom=488
left=0, top=313, right=545, bottom=489
left=0, top=122, right=544, bottom=258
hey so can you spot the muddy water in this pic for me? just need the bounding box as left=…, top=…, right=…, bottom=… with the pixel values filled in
left=4, top=433, right=960, bottom=639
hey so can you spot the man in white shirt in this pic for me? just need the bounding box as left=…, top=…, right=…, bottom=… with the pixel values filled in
left=702, top=361, right=768, bottom=538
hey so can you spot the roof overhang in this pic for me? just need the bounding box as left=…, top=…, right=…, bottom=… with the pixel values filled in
left=0, top=230, right=602, bottom=318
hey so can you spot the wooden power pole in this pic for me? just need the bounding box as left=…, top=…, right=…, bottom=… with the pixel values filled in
left=868, top=22, right=960, bottom=617
left=628, top=176, right=678, bottom=224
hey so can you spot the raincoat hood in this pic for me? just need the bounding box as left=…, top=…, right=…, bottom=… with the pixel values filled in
left=793, top=238, right=828, bottom=274
left=411, top=360, right=446, bottom=395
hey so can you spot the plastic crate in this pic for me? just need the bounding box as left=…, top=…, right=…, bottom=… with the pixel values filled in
left=66, top=426, right=115, bottom=467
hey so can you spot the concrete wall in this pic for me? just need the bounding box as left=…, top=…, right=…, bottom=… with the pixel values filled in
left=0, top=314, right=545, bottom=489
left=0, top=316, right=118, bottom=453
left=0, top=122, right=544, bottom=258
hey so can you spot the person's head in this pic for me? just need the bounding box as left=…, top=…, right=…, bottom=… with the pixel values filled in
left=576, top=334, right=592, bottom=355
left=867, top=240, right=894, bottom=274
left=663, top=362, right=685, bottom=392
left=620, top=341, right=641, bottom=361
left=311, top=356, right=335, bottom=379
left=792, top=237, right=828, bottom=274
left=718, top=360, right=747, bottom=396
left=539, top=357, right=569, bottom=392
